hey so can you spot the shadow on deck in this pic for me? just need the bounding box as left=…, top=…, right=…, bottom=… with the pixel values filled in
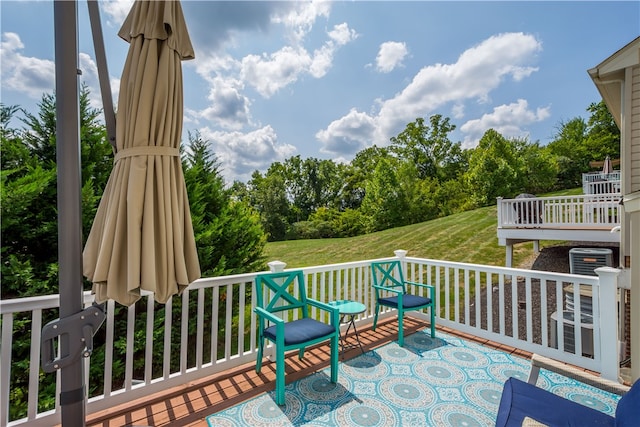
left=82, top=318, right=532, bottom=427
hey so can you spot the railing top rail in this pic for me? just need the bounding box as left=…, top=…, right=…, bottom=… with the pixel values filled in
left=499, top=194, right=621, bottom=203
left=583, top=171, right=621, bottom=177
left=189, top=258, right=393, bottom=289
left=189, top=271, right=261, bottom=289
left=1, top=256, right=605, bottom=315
left=0, top=291, right=97, bottom=314
left=404, top=256, right=601, bottom=285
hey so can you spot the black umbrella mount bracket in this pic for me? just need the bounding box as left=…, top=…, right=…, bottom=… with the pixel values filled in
left=41, top=303, right=106, bottom=373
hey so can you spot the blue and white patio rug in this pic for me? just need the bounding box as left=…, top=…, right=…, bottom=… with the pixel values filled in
left=207, top=330, right=620, bottom=426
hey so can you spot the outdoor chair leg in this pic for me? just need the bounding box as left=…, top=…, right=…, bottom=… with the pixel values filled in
left=398, top=309, right=404, bottom=347
left=430, top=307, right=436, bottom=338
left=275, top=348, right=285, bottom=405
left=372, top=305, right=380, bottom=331
left=256, top=339, right=264, bottom=373
left=330, top=333, right=339, bottom=383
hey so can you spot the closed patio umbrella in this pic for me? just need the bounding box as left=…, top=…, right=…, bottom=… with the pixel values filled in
left=83, top=0, right=200, bottom=306
left=602, top=155, right=613, bottom=175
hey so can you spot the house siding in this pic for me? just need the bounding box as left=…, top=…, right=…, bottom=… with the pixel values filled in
left=631, top=65, right=640, bottom=193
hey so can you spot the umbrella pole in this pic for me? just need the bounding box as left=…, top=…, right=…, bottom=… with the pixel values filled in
left=54, top=1, right=86, bottom=425
left=87, top=0, right=117, bottom=151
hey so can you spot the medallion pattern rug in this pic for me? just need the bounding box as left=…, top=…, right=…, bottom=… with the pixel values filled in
left=207, top=330, right=620, bottom=426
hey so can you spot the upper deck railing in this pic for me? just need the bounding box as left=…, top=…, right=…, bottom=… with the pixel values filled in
left=497, top=194, right=622, bottom=230
left=0, top=255, right=624, bottom=426
left=582, top=171, right=621, bottom=195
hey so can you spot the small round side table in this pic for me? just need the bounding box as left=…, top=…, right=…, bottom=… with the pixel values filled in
left=327, top=299, right=366, bottom=356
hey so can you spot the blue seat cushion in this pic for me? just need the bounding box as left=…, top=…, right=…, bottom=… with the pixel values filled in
left=615, top=378, right=640, bottom=426
left=264, top=318, right=336, bottom=346
left=378, top=294, right=431, bottom=309
left=496, top=377, right=615, bottom=427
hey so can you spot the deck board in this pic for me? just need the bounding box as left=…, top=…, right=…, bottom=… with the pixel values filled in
left=82, top=318, right=529, bottom=427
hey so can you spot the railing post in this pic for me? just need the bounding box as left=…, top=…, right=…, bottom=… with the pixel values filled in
left=395, top=250, right=408, bottom=277
left=595, top=266, right=621, bottom=381
left=497, top=197, right=503, bottom=227
left=268, top=261, right=287, bottom=272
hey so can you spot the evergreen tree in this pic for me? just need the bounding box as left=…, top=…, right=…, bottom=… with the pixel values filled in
left=183, top=131, right=266, bottom=275
left=1, top=88, right=112, bottom=299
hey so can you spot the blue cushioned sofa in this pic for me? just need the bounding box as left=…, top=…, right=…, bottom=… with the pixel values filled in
left=496, top=354, right=639, bottom=427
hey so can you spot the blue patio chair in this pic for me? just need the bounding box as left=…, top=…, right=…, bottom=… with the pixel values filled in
left=370, top=260, right=435, bottom=347
left=496, top=353, right=639, bottom=426
left=254, top=270, right=340, bottom=405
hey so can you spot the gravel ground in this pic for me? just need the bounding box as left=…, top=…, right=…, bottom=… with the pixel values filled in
left=467, top=243, right=619, bottom=346
left=520, top=242, right=619, bottom=274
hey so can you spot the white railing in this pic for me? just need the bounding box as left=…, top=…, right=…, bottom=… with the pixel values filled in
left=0, top=255, right=623, bottom=427
left=582, top=171, right=621, bottom=195
left=497, top=194, right=622, bottom=229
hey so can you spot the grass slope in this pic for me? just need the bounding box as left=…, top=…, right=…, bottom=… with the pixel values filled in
left=264, top=205, right=536, bottom=269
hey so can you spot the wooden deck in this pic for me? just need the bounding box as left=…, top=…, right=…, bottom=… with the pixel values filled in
left=80, top=317, right=536, bottom=427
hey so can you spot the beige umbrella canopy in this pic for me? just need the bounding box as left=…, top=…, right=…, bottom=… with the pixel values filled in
left=84, top=0, right=200, bottom=306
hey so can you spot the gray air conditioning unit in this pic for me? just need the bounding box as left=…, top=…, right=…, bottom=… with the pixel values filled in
left=569, top=248, right=613, bottom=276
left=550, top=310, right=594, bottom=357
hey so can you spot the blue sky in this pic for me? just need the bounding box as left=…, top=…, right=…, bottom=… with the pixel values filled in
left=1, top=1, right=639, bottom=183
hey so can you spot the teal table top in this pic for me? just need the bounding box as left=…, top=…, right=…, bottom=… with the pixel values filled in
left=328, top=299, right=366, bottom=315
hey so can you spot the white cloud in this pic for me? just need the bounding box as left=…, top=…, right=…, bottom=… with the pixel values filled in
left=191, top=76, right=251, bottom=130
left=310, top=23, right=358, bottom=78
left=240, top=22, right=358, bottom=97
left=316, top=108, right=377, bottom=155
left=459, top=99, right=551, bottom=148
left=110, top=77, right=121, bottom=110
left=79, top=52, right=104, bottom=110
left=187, top=3, right=358, bottom=178
left=1, top=32, right=110, bottom=114
left=99, top=0, right=134, bottom=29
left=376, top=32, right=541, bottom=140
left=200, top=125, right=296, bottom=182
left=316, top=32, right=544, bottom=157
left=271, top=0, right=332, bottom=44
left=328, top=22, right=359, bottom=46
left=375, top=41, right=408, bottom=73
left=1, top=32, right=55, bottom=100
left=451, top=104, right=465, bottom=120
left=241, top=46, right=312, bottom=98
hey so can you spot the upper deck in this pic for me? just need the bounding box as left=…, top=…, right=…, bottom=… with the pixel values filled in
left=497, top=193, right=621, bottom=266
left=582, top=171, right=621, bottom=195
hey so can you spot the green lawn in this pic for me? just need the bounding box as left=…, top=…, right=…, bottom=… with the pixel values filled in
left=264, top=205, right=539, bottom=269
left=263, top=188, right=585, bottom=269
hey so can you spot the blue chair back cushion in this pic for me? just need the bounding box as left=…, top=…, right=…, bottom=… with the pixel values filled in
left=264, top=318, right=336, bottom=346
left=378, top=294, right=431, bottom=309
left=496, top=377, right=615, bottom=427
left=615, top=379, right=640, bottom=426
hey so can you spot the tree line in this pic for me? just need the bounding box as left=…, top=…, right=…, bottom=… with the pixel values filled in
left=234, top=103, right=619, bottom=241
